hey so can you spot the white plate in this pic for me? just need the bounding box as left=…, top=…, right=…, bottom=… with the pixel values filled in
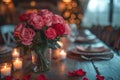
left=76, top=46, right=110, bottom=53
left=70, top=48, right=112, bottom=56
left=0, top=46, right=12, bottom=55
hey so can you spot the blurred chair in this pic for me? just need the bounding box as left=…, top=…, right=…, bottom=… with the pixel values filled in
left=113, top=30, right=120, bottom=55
left=0, top=25, right=16, bottom=48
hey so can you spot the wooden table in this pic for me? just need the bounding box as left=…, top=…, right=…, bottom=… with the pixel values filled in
left=1, top=29, right=120, bottom=80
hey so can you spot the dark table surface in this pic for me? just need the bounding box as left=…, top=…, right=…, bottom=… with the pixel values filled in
left=0, top=29, right=120, bottom=80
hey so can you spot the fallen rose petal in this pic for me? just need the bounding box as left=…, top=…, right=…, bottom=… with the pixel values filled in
left=52, top=56, right=58, bottom=60
left=37, top=74, right=48, bottom=80
left=5, top=76, right=13, bottom=80
left=23, top=74, right=31, bottom=80
left=26, top=57, right=32, bottom=61
left=68, top=71, right=75, bottom=77
left=74, top=69, right=86, bottom=77
left=96, top=75, right=104, bottom=80
left=83, top=77, right=88, bottom=80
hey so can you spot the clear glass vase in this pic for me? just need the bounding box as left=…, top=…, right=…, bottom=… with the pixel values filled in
left=31, top=48, right=51, bottom=73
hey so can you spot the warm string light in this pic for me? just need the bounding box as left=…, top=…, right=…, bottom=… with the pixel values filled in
left=58, top=0, right=82, bottom=25
left=2, top=0, right=11, bottom=4
left=30, top=1, right=36, bottom=7
left=63, top=0, right=72, bottom=3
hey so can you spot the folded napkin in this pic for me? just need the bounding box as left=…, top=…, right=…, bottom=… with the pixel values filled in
left=74, top=36, right=96, bottom=43
left=76, top=46, right=110, bottom=53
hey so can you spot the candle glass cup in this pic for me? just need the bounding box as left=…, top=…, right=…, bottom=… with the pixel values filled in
left=0, top=63, right=12, bottom=78
left=13, top=58, right=22, bottom=71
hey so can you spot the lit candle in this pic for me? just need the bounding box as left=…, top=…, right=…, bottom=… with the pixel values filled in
left=31, top=51, right=36, bottom=64
left=60, top=50, right=67, bottom=60
left=12, top=48, right=20, bottom=58
left=1, top=63, right=11, bottom=77
left=13, top=58, right=22, bottom=70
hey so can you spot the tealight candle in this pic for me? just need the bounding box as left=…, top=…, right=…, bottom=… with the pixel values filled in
left=31, top=51, right=36, bottom=64
left=0, top=63, right=11, bottom=77
left=60, top=50, right=67, bottom=60
left=13, top=58, right=22, bottom=70
left=12, top=48, right=20, bottom=58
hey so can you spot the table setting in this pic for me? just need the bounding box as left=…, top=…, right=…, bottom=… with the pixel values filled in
left=0, top=9, right=119, bottom=80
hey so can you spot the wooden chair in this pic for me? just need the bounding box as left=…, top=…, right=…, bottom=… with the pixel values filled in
left=0, top=25, right=16, bottom=47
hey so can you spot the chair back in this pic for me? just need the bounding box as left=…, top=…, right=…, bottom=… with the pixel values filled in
left=0, top=25, right=16, bottom=46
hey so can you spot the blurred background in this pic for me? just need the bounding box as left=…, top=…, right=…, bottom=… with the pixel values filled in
left=0, top=0, right=120, bottom=54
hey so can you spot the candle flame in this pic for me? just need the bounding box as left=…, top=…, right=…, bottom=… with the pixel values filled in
left=14, top=49, right=17, bottom=54
left=4, top=63, right=8, bottom=69
left=15, top=58, right=20, bottom=62
left=4, top=65, right=7, bottom=69
left=60, top=50, right=66, bottom=56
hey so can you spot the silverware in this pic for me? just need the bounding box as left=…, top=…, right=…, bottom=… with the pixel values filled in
left=81, top=55, right=112, bottom=60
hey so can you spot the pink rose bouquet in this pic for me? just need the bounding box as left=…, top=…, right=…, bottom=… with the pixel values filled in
left=14, top=9, right=70, bottom=72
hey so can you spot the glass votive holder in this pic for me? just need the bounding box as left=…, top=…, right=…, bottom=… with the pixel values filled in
left=13, top=58, right=22, bottom=71
left=60, top=50, right=67, bottom=61
left=0, top=63, right=12, bottom=78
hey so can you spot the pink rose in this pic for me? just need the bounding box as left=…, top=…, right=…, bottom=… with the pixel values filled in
left=19, top=28, right=35, bottom=45
left=52, top=23, right=65, bottom=36
left=29, top=13, right=45, bottom=30
left=64, top=24, right=71, bottom=35
left=52, top=14, right=64, bottom=24
left=19, top=12, right=31, bottom=21
left=38, top=9, right=53, bottom=16
left=14, top=23, right=25, bottom=37
left=45, top=27, right=56, bottom=39
left=38, top=9, right=53, bottom=26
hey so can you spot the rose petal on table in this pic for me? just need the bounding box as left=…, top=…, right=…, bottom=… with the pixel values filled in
left=96, top=75, right=104, bottom=80
left=20, top=55, right=24, bottom=58
left=52, top=56, right=58, bottom=60
left=68, top=71, right=75, bottom=77
left=83, top=77, right=88, bottom=80
left=23, top=74, right=31, bottom=80
left=74, top=69, right=86, bottom=77
left=37, top=74, right=48, bottom=80
left=5, top=76, right=13, bottom=80
left=26, top=57, right=32, bottom=61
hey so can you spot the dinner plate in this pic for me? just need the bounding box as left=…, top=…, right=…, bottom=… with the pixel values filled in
left=70, top=49, right=112, bottom=56
left=76, top=46, right=109, bottom=53
left=0, top=46, right=12, bottom=55
left=75, top=36, right=96, bottom=43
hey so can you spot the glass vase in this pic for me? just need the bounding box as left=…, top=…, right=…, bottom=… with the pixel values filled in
left=31, top=48, right=52, bottom=73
